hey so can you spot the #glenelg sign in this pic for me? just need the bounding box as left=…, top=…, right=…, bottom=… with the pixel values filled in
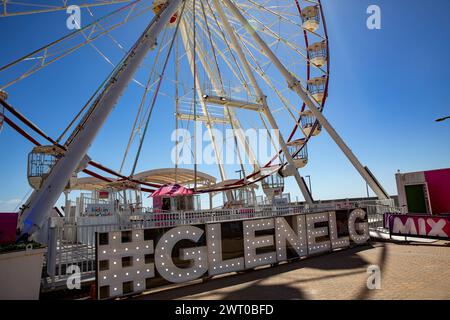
left=96, top=208, right=370, bottom=299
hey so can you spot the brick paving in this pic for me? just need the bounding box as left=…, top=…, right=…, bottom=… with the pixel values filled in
left=137, top=241, right=450, bottom=300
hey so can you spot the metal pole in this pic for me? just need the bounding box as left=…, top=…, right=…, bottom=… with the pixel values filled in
left=222, top=0, right=389, bottom=200
left=19, top=0, right=184, bottom=237
left=212, top=0, right=313, bottom=204
left=306, top=175, right=312, bottom=198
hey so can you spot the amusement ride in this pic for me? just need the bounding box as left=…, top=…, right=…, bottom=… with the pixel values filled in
left=0, top=0, right=390, bottom=245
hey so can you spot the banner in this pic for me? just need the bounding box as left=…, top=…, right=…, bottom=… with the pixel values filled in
left=0, top=213, right=18, bottom=245
left=86, top=203, right=115, bottom=216
left=95, top=208, right=370, bottom=299
left=388, top=214, right=450, bottom=240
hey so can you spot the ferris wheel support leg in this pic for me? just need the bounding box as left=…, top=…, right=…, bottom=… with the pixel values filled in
left=222, top=0, right=389, bottom=200
left=213, top=0, right=313, bottom=204
left=18, top=0, right=185, bottom=238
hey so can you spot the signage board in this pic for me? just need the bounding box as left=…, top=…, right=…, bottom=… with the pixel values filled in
left=95, top=208, right=370, bottom=299
left=388, top=214, right=450, bottom=240
left=86, top=203, right=115, bottom=216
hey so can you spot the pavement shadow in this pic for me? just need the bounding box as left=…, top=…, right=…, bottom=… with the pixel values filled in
left=221, top=279, right=307, bottom=300
left=138, top=243, right=374, bottom=300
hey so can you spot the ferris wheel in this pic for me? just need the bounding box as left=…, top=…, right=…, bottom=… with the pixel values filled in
left=0, top=0, right=389, bottom=238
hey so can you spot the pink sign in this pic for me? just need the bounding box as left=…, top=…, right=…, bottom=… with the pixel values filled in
left=389, top=214, right=450, bottom=240
left=0, top=213, right=18, bottom=245
left=424, top=168, right=450, bottom=214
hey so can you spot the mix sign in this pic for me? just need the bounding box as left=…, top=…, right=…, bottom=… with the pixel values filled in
left=388, top=214, right=450, bottom=240
left=95, top=208, right=370, bottom=299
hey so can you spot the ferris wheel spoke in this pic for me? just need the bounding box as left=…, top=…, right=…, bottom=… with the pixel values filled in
left=215, top=0, right=314, bottom=202
left=179, top=16, right=228, bottom=181
left=235, top=34, right=301, bottom=121
left=0, top=0, right=152, bottom=90
left=0, top=0, right=132, bottom=17
left=182, top=6, right=261, bottom=172
left=119, top=28, right=173, bottom=173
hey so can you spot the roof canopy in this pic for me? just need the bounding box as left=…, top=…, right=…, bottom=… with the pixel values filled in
left=70, top=168, right=216, bottom=191
left=151, top=184, right=194, bottom=197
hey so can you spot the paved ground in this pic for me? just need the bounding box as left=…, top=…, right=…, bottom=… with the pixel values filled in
left=137, top=240, right=450, bottom=300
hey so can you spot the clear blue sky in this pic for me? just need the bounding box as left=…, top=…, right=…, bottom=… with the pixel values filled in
left=0, top=0, right=449, bottom=211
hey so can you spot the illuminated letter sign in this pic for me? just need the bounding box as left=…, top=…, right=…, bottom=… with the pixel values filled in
left=96, top=209, right=370, bottom=299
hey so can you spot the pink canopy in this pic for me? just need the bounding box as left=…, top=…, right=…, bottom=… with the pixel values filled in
left=151, top=184, right=194, bottom=198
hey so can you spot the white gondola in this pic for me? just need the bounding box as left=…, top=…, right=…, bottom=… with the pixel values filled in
left=301, top=6, right=320, bottom=32
left=301, top=110, right=322, bottom=136
left=307, top=76, right=327, bottom=103
left=287, top=139, right=308, bottom=169
left=261, top=173, right=285, bottom=200
left=308, top=40, right=328, bottom=67
left=27, top=145, right=66, bottom=190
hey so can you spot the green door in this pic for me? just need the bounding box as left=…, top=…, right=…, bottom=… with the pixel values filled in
left=405, top=184, right=427, bottom=213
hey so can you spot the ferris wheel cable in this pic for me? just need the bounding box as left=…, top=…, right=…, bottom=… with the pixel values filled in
left=0, top=0, right=141, bottom=72
left=184, top=11, right=247, bottom=100
left=210, top=18, right=302, bottom=130
left=200, top=13, right=288, bottom=101
left=201, top=7, right=317, bottom=188
left=236, top=21, right=324, bottom=75
left=0, top=0, right=150, bottom=90
left=86, top=6, right=128, bottom=51
left=215, top=5, right=327, bottom=75
left=238, top=37, right=301, bottom=122
left=227, top=0, right=388, bottom=200
left=195, top=15, right=259, bottom=170
left=180, top=20, right=228, bottom=182
left=119, top=27, right=171, bottom=173
left=201, top=1, right=263, bottom=170
left=62, top=22, right=171, bottom=148
left=204, top=0, right=252, bottom=96
left=183, top=10, right=260, bottom=171
left=76, top=7, right=146, bottom=88
left=184, top=12, right=222, bottom=88
left=242, top=0, right=304, bottom=29
left=129, top=0, right=187, bottom=178
left=135, top=29, right=170, bottom=129
left=215, top=0, right=313, bottom=203
left=0, top=0, right=132, bottom=17
left=13, top=187, right=33, bottom=213
left=192, top=1, right=322, bottom=182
